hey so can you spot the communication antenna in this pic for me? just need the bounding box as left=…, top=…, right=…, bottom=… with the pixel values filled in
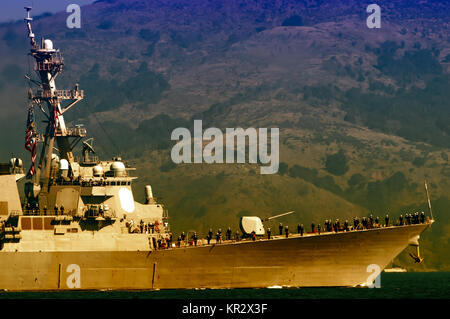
left=424, top=180, right=434, bottom=222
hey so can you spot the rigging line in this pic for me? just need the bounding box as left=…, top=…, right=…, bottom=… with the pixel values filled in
left=27, top=55, right=31, bottom=88
left=93, top=111, right=121, bottom=156
left=84, top=96, right=121, bottom=157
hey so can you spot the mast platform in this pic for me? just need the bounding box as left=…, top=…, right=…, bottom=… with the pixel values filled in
left=35, top=89, right=84, bottom=100
left=55, top=126, right=87, bottom=137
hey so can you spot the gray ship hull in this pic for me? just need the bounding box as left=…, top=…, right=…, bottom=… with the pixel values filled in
left=0, top=223, right=430, bottom=291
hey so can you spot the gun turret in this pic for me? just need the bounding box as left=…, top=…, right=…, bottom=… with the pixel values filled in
left=239, top=211, right=295, bottom=236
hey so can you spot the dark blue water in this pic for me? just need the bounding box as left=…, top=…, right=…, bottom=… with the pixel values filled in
left=1, top=272, right=449, bottom=299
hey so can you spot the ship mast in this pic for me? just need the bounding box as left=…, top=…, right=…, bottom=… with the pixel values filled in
left=24, top=7, right=85, bottom=199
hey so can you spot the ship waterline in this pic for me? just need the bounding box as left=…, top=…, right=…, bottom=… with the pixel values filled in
left=0, top=223, right=430, bottom=291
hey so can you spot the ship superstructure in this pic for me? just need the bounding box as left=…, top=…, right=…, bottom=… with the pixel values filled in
left=1, top=7, right=170, bottom=253
left=0, top=8, right=433, bottom=291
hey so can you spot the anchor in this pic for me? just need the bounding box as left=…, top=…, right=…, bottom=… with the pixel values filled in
left=409, top=246, right=424, bottom=264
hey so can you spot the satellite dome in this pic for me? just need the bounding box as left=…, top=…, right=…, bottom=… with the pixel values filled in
left=59, top=159, right=69, bottom=170
left=110, top=161, right=125, bottom=177
left=44, top=39, right=53, bottom=50
left=93, top=165, right=103, bottom=176
left=110, top=161, right=125, bottom=171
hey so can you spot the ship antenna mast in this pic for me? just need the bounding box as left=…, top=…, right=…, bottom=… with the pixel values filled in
left=23, top=7, right=85, bottom=202
left=24, top=6, right=36, bottom=49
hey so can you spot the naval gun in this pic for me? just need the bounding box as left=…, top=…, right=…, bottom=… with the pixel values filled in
left=240, top=211, right=295, bottom=236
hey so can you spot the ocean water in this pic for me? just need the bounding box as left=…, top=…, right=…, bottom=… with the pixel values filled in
left=0, top=272, right=449, bottom=299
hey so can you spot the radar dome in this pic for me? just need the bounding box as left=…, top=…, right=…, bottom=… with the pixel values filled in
left=44, top=39, right=53, bottom=50
left=93, top=165, right=103, bottom=176
left=111, top=161, right=125, bottom=177
left=59, top=159, right=69, bottom=170
left=111, top=161, right=125, bottom=171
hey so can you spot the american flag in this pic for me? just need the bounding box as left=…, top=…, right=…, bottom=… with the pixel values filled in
left=25, top=106, right=37, bottom=177
left=51, top=104, right=61, bottom=137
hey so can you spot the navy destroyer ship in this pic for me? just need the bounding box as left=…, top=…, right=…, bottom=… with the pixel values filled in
left=0, top=8, right=433, bottom=291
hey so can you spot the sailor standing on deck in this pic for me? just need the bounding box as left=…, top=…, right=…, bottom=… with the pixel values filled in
left=317, top=224, right=321, bottom=235
left=267, top=227, right=271, bottom=239
left=279, top=223, right=283, bottom=236
left=414, top=212, right=419, bottom=224
left=385, top=214, right=389, bottom=227
left=420, top=212, right=425, bottom=223
left=207, top=229, right=212, bottom=244
left=311, top=222, right=315, bottom=233
left=285, top=225, right=289, bottom=238
left=300, top=224, right=304, bottom=236
left=344, top=220, right=349, bottom=231
left=362, top=217, right=367, bottom=229
left=216, top=231, right=221, bottom=243
left=226, top=227, right=232, bottom=241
